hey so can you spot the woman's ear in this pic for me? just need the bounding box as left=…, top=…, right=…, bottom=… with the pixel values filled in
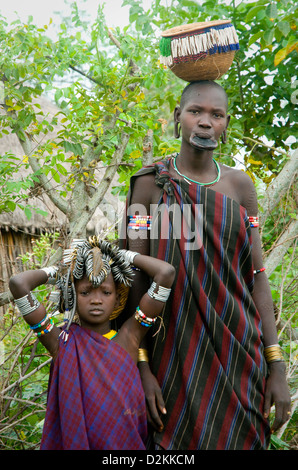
left=174, top=106, right=181, bottom=139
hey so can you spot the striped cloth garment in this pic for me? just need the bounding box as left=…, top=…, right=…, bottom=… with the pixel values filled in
left=125, top=158, right=270, bottom=450
left=40, top=324, right=147, bottom=450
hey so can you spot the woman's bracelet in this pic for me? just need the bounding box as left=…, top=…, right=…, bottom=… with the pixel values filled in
left=138, top=348, right=149, bottom=363
left=14, top=292, right=41, bottom=317
left=264, top=344, right=284, bottom=364
left=147, top=281, right=171, bottom=303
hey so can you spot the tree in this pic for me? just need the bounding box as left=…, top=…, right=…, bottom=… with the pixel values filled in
left=0, top=0, right=297, bottom=449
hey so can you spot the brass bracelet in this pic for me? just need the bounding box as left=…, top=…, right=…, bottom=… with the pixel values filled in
left=138, top=348, right=149, bottom=363
left=264, top=344, right=284, bottom=364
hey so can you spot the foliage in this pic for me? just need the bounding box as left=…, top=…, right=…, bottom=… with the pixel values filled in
left=0, top=233, right=61, bottom=449
left=0, top=0, right=297, bottom=450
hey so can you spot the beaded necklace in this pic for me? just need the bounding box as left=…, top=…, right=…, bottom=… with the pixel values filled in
left=103, top=329, right=118, bottom=340
left=172, top=154, right=221, bottom=186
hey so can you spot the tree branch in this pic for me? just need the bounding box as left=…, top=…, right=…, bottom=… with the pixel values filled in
left=264, top=218, right=298, bottom=278
left=259, top=150, right=298, bottom=226
left=19, top=137, right=69, bottom=215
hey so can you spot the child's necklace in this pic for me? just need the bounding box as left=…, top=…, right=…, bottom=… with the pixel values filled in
left=103, top=329, right=117, bottom=340
left=172, top=153, right=221, bottom=186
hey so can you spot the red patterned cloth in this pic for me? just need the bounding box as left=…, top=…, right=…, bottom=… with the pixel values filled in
left=122, top=158, right=270, bottom=450
left=41, top=324, right=147, bottom=450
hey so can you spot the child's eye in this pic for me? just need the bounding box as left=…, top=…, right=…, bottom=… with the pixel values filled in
left=80, top=290, right=89, bottom=296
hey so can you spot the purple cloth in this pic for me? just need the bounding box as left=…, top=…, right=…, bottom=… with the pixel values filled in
left=41, top=324, right=147, bottom=450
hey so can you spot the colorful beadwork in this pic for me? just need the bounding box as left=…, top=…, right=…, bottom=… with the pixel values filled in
left=253, top=267, right=266, bottom=275
left=249, top=216, right=259, bottom=228
left=134, top=306, right=156, bottom=327
left=34, top=318, right=54, bottom=337
left=128, top=215, right=152, bottom=231
left=30, top=314, right=49, bottom=330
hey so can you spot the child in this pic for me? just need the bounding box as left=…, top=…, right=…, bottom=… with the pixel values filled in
left=9, top=236, right=175, bottom=450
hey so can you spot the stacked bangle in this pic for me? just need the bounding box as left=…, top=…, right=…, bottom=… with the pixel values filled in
left=147, top=281, right=171, bottom=303
left=138, top=348, right=149, bottom=363
left=15, top=293, right=41, bottom=317
left=34, top=318, right=54, bottom=337
left=264, top=344, right=284, bottom=364
left=30, top=314, right=49, bottom=330
left=135, top=306, right=156, bottom=327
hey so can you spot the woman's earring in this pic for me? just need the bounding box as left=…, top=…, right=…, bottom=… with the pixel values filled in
left=174, top=121, right=181, bottom=139
left=221, top=130, right=227, bottom=144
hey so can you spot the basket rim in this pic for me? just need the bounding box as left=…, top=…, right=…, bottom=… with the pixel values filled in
left=161, top=20, right=232, bottom=38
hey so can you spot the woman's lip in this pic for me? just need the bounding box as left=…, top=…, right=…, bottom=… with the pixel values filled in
left=89, top=309, right=104, bottom=315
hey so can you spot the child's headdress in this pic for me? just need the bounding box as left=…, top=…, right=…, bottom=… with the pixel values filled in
left=56, top=236, right=133, bottom=332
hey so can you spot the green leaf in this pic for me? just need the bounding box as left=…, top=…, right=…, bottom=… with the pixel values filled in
left=24, top=206, right=32, bottom=220
left=277, top=21, right=291, bottom=37
left=266, top=3, right=278, bottom=19
left=245, top=5, right=265, bottom=22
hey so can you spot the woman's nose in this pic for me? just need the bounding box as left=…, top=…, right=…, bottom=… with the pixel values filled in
left=198, top=113, right=212, bottom=128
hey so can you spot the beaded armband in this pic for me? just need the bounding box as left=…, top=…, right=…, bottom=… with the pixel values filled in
left=249, top=216, right=259, bottom=228
left=15, top=293, right=41, bottom=317
left=128, top=215, right=152, bottom=231
left=254, top=267, right=266, bottom=275
left=135, top=306, right=157, bottom=327
left=147, top=281, right=171, bottom=303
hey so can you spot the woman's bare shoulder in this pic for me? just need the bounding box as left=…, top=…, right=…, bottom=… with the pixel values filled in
left=220, top=164, right=258, bottom=213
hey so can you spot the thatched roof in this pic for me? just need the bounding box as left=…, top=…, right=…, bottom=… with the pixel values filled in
left=0, top=96, right=120, bottom=235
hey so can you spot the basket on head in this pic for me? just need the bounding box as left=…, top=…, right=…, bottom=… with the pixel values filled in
left=159, top=20, right=239, bottom=82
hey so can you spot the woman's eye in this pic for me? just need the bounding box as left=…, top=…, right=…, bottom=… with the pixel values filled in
left=104, top=291, right=111, bottom=296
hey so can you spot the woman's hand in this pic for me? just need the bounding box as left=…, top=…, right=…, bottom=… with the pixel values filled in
left=138, top=362, right=166, bottom=432
left=264, top=361, right=291, bottom=433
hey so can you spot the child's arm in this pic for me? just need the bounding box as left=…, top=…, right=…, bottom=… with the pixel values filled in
left=115, top=251, right=175, bottom=362
left=9, top=269, right=61, bottom=358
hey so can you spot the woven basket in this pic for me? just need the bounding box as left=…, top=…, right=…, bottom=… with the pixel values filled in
left=159, top=20, right=239, bottom=82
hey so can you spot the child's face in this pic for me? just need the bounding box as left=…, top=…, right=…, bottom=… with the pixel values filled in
left=75, top=273, right=119, bottom=334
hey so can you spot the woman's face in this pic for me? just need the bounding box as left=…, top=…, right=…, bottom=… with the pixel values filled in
left=75, top=273, right=119, bottom=334
left=175, top=84, right=230, bottom=150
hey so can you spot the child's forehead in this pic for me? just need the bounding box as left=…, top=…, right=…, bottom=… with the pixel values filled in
left=75, top=273, right=116, bottom=288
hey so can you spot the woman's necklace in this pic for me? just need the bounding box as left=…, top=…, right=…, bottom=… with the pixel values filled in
left=172, top=153, right=221, bottom=186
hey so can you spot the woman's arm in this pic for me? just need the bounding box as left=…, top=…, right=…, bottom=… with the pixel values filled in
left=9, top=270, right=61, bottom=358
left=240, top=173, right=291, bottom=431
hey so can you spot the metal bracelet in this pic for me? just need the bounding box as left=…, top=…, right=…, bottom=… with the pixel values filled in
left=14, top=292, right=41, bottom=317
left=41, top=266, right=59, bottom=285
left=147, top=281, right=171, bottom=302
left=119, top=249, right=139, bottom=265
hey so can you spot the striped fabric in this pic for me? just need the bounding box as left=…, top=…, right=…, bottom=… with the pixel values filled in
left=125, top=159, right=270, bottom=450
left=41, top=324, right=147, bottom=450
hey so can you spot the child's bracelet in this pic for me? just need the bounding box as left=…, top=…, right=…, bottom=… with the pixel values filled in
left=138, top=348, right=149, bottom=363
left=135, top=306, right=157, bottom=327
left=14, top=293, right=41, bottom=317
left=41, top=266, right=59, bottom=285
left=147, top=281, right=171, bottom=302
